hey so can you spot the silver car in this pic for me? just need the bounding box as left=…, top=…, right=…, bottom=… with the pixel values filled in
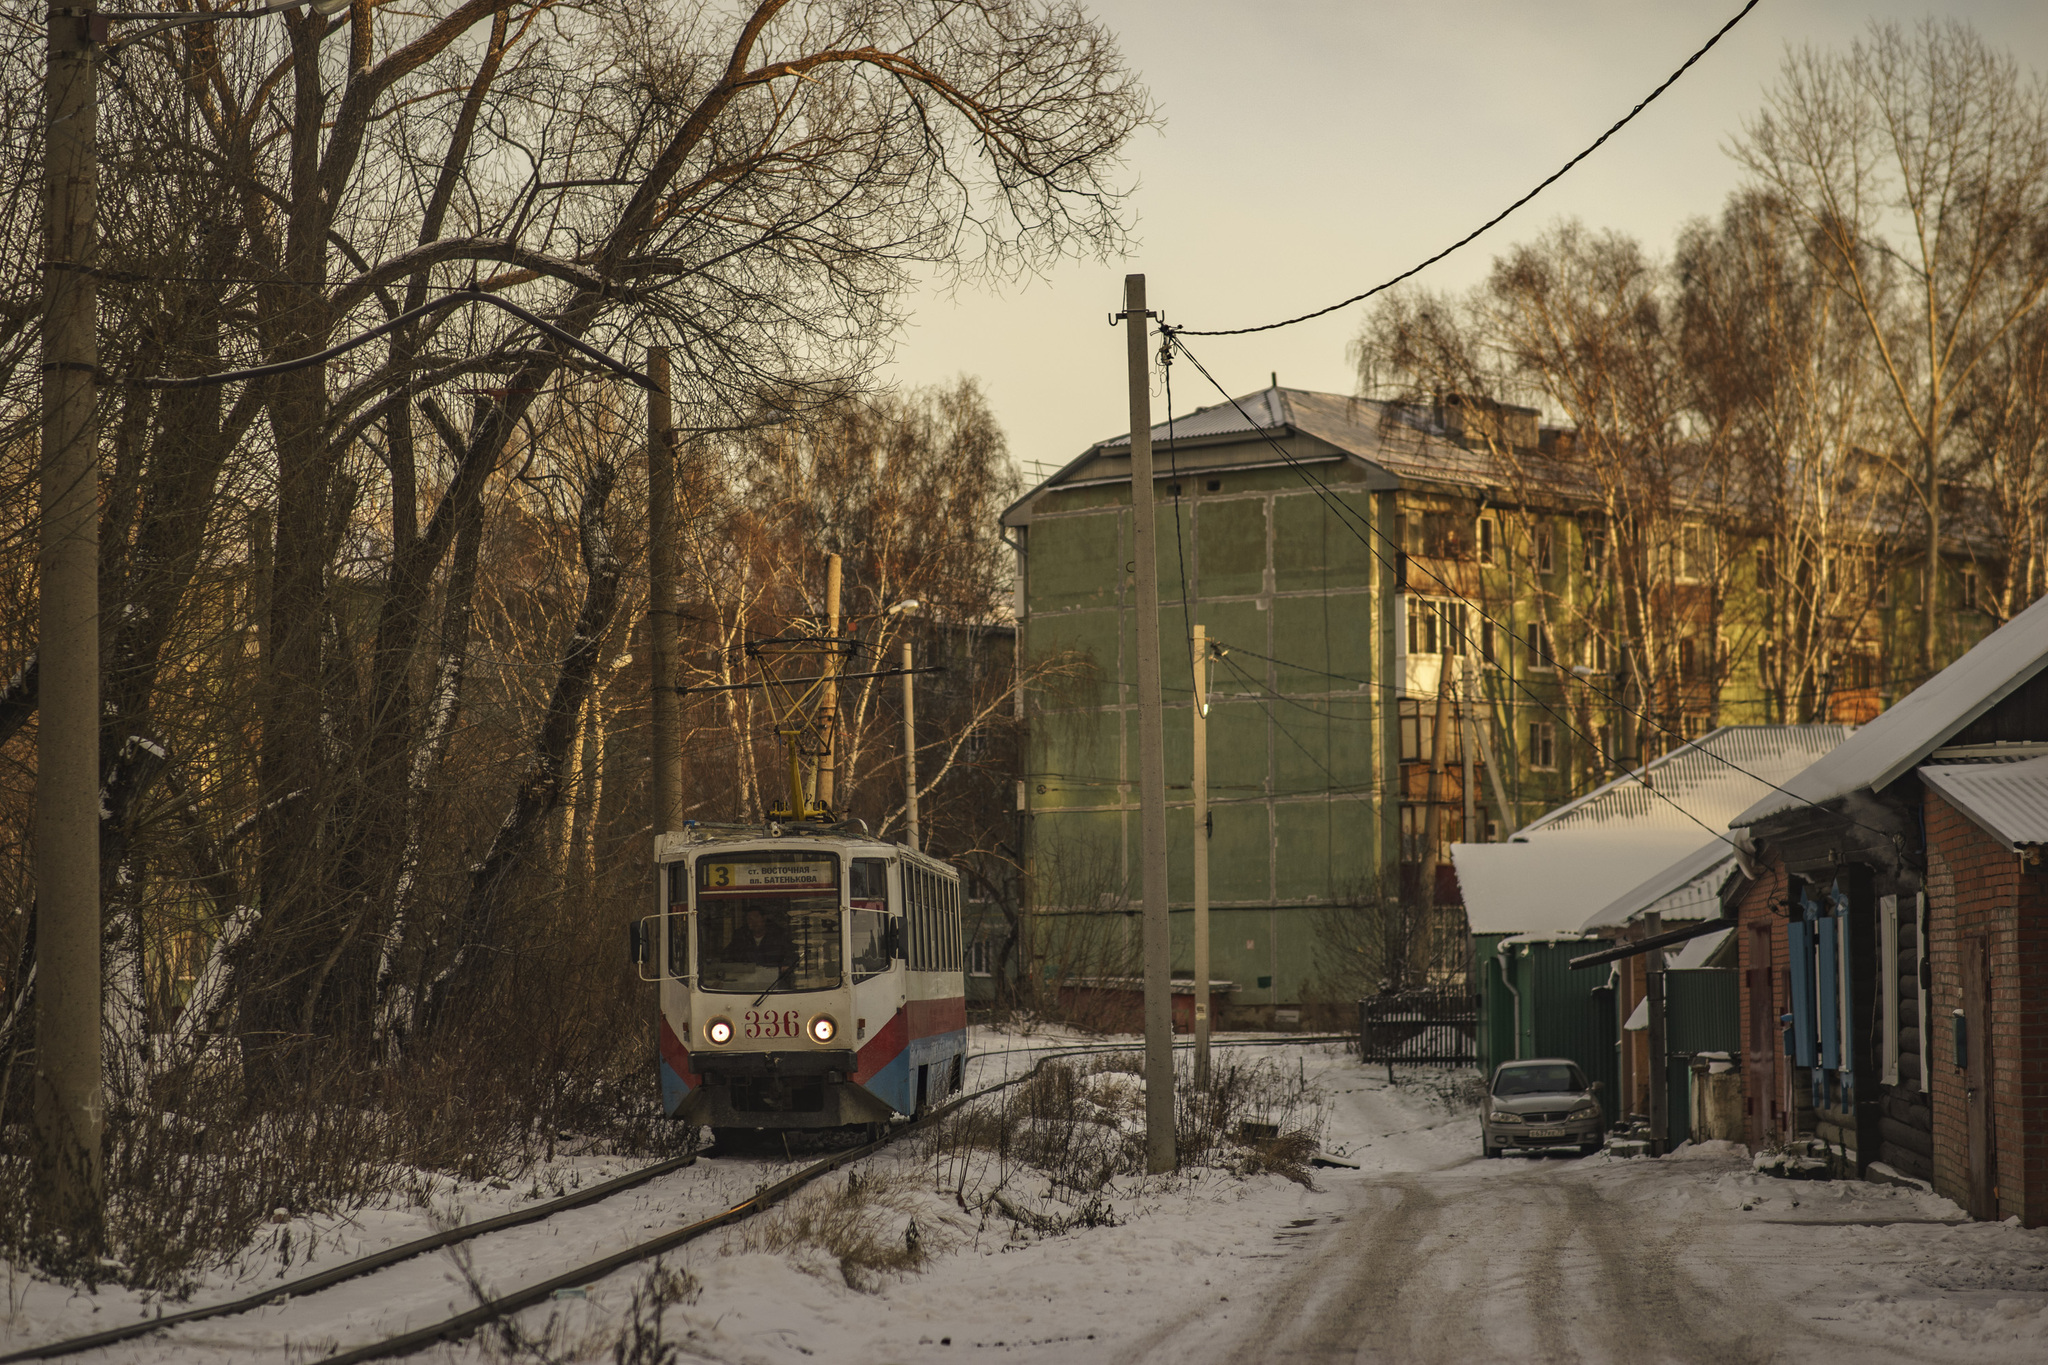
left=1481, top=1059, right=1605, bottom=1158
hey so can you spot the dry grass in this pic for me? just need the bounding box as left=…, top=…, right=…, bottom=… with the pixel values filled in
left=725, top=1170, right=937, bottom=1292
left=0, top=905, right=691, bottom=1293
left=921, top=1047, right=1329, bottom=1239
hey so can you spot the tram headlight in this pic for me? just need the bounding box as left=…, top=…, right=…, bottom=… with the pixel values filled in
left=705, top=1018, right=734, bottom=1046
left=807, top=1014, right=838, bottom=1044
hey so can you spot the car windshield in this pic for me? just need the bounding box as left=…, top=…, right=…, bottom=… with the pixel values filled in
left=1494, top=1064, right=1587, bottom=1097
left=695, top=852, right=842, bottom=994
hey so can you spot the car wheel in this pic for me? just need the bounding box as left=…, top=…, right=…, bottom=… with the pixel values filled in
left=1577, top=1142, right=1601, bottom=1157
left=1483, top=1143, right=1501, bottom=1159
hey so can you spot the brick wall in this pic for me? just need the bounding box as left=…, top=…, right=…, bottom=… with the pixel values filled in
left=1734, top=863, right=1794, bottom=1151
left=1923, top=787, right=2048, bottom=1227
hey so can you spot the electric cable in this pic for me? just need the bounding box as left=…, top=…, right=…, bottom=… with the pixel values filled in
left=1177, top=0, right=1762, bottom=337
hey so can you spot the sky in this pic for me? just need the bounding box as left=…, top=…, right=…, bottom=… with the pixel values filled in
left=876, top=0, right=2048, bottom=478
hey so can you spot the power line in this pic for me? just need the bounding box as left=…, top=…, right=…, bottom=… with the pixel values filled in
left=1157, top=329, right=1892, bottom=849
left=1176, top=0, right=1762, bottom=338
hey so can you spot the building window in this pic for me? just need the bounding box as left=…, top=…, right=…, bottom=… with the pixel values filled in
left=1677, top=524, right=1711, bottom=582
left=1961, top=566, right=1978, bottom=611
left=1408, top=598, right=1467, bottom=656
left=1528, top=721, right=1556, bottom=771
left=1525, top=621, right=1555, bottom=671
left=1583, top=528, right=1606, bottom=576
left=967, top=937, right=994, bottom=978
left=1478, top=517, right=1496, bottom=566
left=1419, top=509, right=1468, bottom=559
left=1534, top=521, right=1554, bottom=574
left=1480, top=620, right=1496, bottom=664
left=1585, top=632, right=1610, bottom=673
left=1678, top=637, right=1698, bottom=680
left=1596, top=722, right=1616, bottom=768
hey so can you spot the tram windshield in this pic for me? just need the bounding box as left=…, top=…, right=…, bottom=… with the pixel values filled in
left=694, top=851, right=842, bottom=994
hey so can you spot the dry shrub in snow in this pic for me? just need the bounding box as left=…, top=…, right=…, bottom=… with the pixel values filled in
left=726, top=1170, right=937, bottom=1292
left=922, top=1049, right=1329, bottom=1238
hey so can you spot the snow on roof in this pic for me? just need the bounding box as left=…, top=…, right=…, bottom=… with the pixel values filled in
left=1454, top=724, right=1849, bottom=938
left=1919, top=753, right=2048, bottom=849
left=1525, top=724, right=1850, bottom=838
left=1454, top=835, right=1710, bottom=936
left=1671, top=927, right=1733, bottom=970
left=1580, top=843, right=1738, bottom=931
left=1732, top=592, right=2048, bottom=828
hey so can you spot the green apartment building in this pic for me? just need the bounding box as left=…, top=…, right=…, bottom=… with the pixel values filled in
left=1001, top=384, right=1996, bottom=1022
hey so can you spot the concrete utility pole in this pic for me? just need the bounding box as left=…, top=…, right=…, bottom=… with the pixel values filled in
left=1121, top=274, right=1175, bottom=1173
left=36, top=3, right=102, bottom=1245
left=901, top=640, right=919, bottom=851
left=816, top=554, right=843, bottom=813
left=1419, top=643, right=1454, bottom=913
left=1646, top=910, right=1669, bottom=1155
left=1459, top=657, right=1477, bottom=842
left=1191, top=624, right=1211, bottom=1093
left=647, top=348, right=682, bottom=835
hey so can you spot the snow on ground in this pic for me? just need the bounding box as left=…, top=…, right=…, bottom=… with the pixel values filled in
left=3, top=1031, right=2044, bottom=1363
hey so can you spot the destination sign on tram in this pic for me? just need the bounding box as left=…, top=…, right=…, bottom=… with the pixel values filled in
left=698, top=858, right=837, bottom=892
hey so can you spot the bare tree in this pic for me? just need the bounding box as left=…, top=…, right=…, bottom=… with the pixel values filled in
left=1732, top=18, right=2048, bottom=674
left=1678, top=191, right=1902, bottom=721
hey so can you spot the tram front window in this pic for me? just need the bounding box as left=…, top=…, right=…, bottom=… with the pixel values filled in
left=695, top=853, right=842, bottom=994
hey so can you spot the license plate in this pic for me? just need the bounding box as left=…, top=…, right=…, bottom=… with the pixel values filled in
left=1526, top=1127, right=1566, bottom=1139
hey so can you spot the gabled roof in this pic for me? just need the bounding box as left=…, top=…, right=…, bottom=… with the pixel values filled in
left=1920, top=753, right=2048, bottom=850
left=1001, top=385, right=1591, bottom=526
left=1732, top=593, right=2048, bottom=828
left=1452, top=724, right=1850, bottom=937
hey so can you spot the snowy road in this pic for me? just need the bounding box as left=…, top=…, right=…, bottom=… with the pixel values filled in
left=6, top=1041, right=2044, bottom=1364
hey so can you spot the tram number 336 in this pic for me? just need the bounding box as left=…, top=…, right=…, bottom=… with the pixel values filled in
left=744, top=1009, right=803, bottom=1039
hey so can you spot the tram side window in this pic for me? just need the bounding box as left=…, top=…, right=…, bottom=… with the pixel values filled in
left=850, top=857, right=891, bottom=982
left=918, top=868, right=935, bottom=972
left=911, top=868, right=929, bottom=971
left=666, top=862, right=689, bottom=978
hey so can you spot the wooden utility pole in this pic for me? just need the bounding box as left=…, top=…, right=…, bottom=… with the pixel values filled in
left=36, top=3, right=102, bottom=1244
left=901, top=640, right=919, bottom=851
left=1121, top=274, right=1174, bottom=1173
left=1191, top=624, right=1211, bottom=1093
left=646, top=348, right=682, bottom=835
left=816, top=554, right=843, bottom=814
left=1646, top=910, right=1669, bottom=1155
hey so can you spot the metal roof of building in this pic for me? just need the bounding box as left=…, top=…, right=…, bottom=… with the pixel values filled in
left=1002, top=385, right=1598, bottom=527
left=1919, top=753, right=2048, bottom=849
left=1732, top=592, right=2048, bottom=828
left=1524, top=724, right=1850, bottom=838
left=1453, top=724, right=1850, bottom=937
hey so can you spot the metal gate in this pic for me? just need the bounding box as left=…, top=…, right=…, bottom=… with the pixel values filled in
left=1357, top=991, right=1479, bottom=1067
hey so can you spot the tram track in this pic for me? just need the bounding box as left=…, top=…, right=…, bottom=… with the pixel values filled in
left=7, top=1033, right=1353, bottom=1364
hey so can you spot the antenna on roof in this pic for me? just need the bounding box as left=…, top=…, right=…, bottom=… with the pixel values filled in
left=1270, top=371, right=1278, bottom=389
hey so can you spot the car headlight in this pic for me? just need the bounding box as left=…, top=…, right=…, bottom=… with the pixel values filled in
left=1488, top=1110, right=1523, bottom=1124
left=1570, top=1102, right=1600, bottom=1119
left=705, top=1018, right=733, bottom=1045
left=808, top=1014, right=837, bottom=1044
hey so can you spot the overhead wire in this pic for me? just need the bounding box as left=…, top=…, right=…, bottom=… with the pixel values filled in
left=1176, top=0, right=1763, bottom=338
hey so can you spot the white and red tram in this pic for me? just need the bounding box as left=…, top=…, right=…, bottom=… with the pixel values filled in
left=636, top=826, right=968, bottom=1137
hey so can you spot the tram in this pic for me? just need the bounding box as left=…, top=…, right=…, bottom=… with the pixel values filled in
left=633, top=824, right=967, bottom=1137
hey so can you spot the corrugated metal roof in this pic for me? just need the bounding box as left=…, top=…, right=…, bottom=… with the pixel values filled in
left=1020, top=385, right=1594, bottom=507
left=1919, top=754, right=2048, bottom=849
left=1452, top=724, right=1849, bottom=938
left=1526, top=724, right=1851, bottom=837
left=1732, top=592, right=2048, bottom=828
